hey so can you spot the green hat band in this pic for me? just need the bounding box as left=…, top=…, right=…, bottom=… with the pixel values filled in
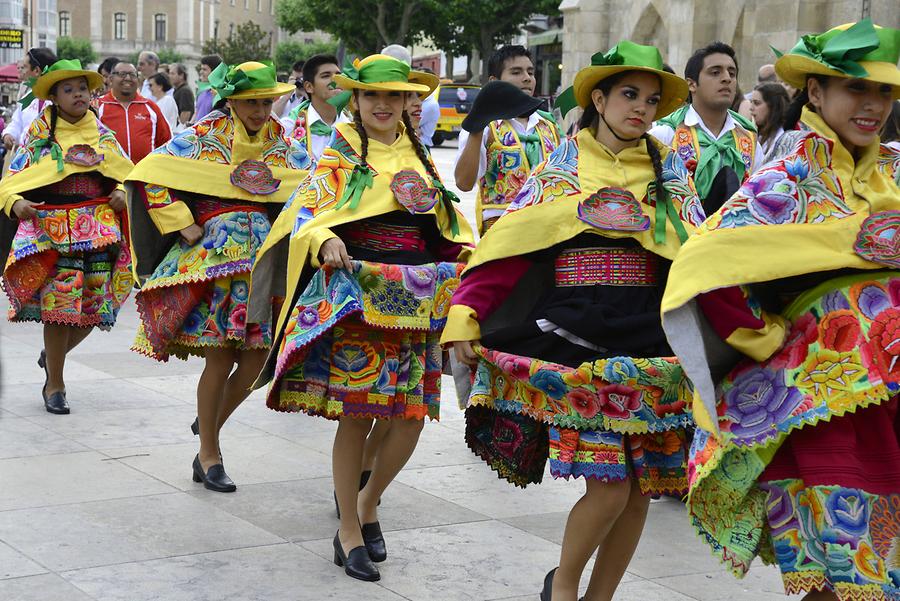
left=587, top=40, right=665, bottom=71
left=209, top=61, right=279, bottom=103
left=20, top=59, right=88, bottom=108
left=780, top=19, right=900, bottom=79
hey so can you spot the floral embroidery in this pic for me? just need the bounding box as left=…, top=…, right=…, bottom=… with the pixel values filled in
left=230, top=159, right=281, bottom=195
left=577, top=187, right=650, bottom=231
left=854, top=211, right=900, bottom=269
left=390, top=170, right=437, bottom=214
left=64, top=144, right=103, bottom=166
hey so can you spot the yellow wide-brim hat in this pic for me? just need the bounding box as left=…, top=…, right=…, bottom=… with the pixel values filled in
left=333, top=54, right=429, bottom=93
left=409, top=70, right=439, bottom=99
left=775, top=20, right=900, bottom=99
left=572, top=41, right=688, bottom=120
left=31, top=59, right=104, bottom=100
left=209, top=61, right=295, bottom=102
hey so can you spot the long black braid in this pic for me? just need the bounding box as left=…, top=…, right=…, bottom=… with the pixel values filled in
left=402, top=110, right=441, bottom=183
left=47, top=103, right=59, bottom=150
left=352, top=109, right=370, bottom=169
left=641, top=132, right=667, bottom=208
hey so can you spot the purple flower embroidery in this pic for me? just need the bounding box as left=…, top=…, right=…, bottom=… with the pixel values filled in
left=723, top=368, right=802, bottom=444
left=401, top=266, right=436, bottom=298
left=746, top=170, right=799, bottom=224
left=857, top=285, right=890, bottom=320
left=298, top=307, right=320, bottom=329
left=822, top=488, right=869, bottom=545
left=822, top=290, right=851, bottom=313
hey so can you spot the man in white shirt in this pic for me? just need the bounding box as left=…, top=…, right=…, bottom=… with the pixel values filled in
left=416, top=68, right=441, bottom=147
left=2, top=48, right=58, bottom=150
left=272, top=60, right=307, bottom=123
left=137, top=51, right=173, bottom=102
left=279, top=54, right=347, bottom=162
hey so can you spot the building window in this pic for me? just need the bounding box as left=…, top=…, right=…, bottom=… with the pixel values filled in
left=114, top=12, right=126, bottom=40
left=58, top=10, right=70, bottom=36
left=257, top=0, right=262, bottom=11
left=154, top=13, right=166, bottom=41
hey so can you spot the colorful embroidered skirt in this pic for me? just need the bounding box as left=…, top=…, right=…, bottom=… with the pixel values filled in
left=269, top=260, right=464, bottom=421
left=133, top=205, right=273, bottom=361
left=687, top=272, right=900, bottom=600
left=1, top=198, right=132, bottom=328
left=465, top=348, right=693, bottom=491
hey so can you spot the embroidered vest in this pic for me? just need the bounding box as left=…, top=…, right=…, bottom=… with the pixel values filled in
left=672, top=114, right=756, bottom=187
left=477, top=115, right=560, bottom=233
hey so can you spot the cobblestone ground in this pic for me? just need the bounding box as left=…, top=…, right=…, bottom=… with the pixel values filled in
left=0, top=143, right=800, bottom=600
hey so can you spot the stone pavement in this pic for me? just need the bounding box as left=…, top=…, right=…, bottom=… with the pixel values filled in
left=0, top=144, right=800, bottom=600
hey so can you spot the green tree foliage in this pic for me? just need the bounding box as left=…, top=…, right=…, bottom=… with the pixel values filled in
left=201, top=22, right=272, bottom=65
left=275, top=39, right=340, bottom=73
left=56, top=37, right=96, bottom=66
left=275, top=0, right=423, bottom=55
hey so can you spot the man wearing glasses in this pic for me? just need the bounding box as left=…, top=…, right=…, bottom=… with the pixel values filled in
left=96, top=62, right=172, bottom=163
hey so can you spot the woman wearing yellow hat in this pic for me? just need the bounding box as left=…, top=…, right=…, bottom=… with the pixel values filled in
left=661, top=20, right=900, bottom=601
left=441, top=41, right=703, bottom=600
left=126, top=61, right=310, bottom=493
left=248, top=54, right=473, bottom=582
left=0, top=59, right=134, bottom=415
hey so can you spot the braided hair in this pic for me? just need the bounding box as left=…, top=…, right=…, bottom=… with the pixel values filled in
left=641, top=132, right=667, bottom=209
left=352, top=109, right=370, bottom=169
left=47, top=103, right=59, bottom=150
left=402, top=110, right=441, bottom=183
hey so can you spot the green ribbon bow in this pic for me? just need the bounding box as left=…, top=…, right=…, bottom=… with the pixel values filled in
left=692, top=132, right=748, bottom=202
left=518, top=132, right=544, bottom=171
left=335, top=162, right=375, bottom=210
left=197, top=80, right=212, bottom=93
left=31, top=137, right=64, bottom=173
left=652, top=182, right=688, bottom=245
left=431, top=177, right=460, bottom=236
left=309, top=120, right=334, bottom=137
left=19, top=74, right=40, bottom=109
left=791, top=19, right=882, bottom=78
left=209, top=60, right=279, bottom=103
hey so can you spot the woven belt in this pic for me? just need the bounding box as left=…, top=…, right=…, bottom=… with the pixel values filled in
left=196, top=199, right=266, bottom=224
left=554, top=247, right=658, bottom=287
left=342, top=221, right=425, bottom=253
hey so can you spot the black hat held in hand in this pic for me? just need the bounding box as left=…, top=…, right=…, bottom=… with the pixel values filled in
left=461, top=80, right=543, bottom=133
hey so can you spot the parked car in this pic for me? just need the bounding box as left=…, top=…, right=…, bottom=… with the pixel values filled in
left=433, top=83, right=481, bottom=146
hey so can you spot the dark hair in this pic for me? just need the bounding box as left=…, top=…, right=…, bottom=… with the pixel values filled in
left=882, top=100, right=900, bottom=144
left=662, top=63, right=675, bottom=75
left=752, top=82, right=790, bottom=144
left=150, top=72, right=173, bottom=92
left=292, top=60, right=306, bottom=74
left=731, top=83, right=745, bottom=112
left=402, top=110, right=442, bottom=184
left=684, top=42, right=738, bottom=84
left=783, top=74, right=830, bottom=130
left=170, top=63, right=188, bottom=79
left=26, top=47, right=57, bottom=71
left=302, top=54, right=339, bottom=86
left=352, top=109, right=370, bottom=171
left=98, top=56, right=120, bottom=75
left=487, top=45, right=532, bottom=80
left=200, top=54, right=222, bottom=70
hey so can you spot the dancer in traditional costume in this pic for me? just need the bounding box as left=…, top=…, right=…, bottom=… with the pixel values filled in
left=661, top=20, right=900, bottom=601
left=127, top=61, right=309, bottom=492
left=442, top=42, right=703, bottom=601
left=455, top=45, right=562, bottom=234
left=0, top=59, right=134, bottom=414
left=249, top=54, right=473, bottom=582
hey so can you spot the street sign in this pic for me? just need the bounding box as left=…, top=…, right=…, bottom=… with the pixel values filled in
left=0, top=29, right=23, bottom=49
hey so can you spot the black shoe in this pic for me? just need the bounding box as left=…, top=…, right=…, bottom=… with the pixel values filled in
left=44, top=390, right=70, bottom=415
left=191, top=417, right=199, bottom=435
left=332, top=532, right=380, bottom=582
left=191, top=455, right=236, bottom=492
left=361, top=521, right=386, bottom=562
left=334, top=469, right=377, bottom=519
left=540, top=567, right=557, bottom=601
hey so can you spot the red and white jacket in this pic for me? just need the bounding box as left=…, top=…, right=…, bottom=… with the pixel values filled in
left=96, top=92, right=172, bottom=164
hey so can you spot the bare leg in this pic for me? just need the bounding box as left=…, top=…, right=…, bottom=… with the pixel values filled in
left=358, top=418, right=424, bottom=524
left=334, top=416, right=373, bottom=553
left=361, top=420, right=392, bottom=472
left=583, top=479, right=651, bottom=601
left=65, top=326, right=92, bottom=352
left=552, top=478, right=632, bottom=601
left=215, top=347, right=268, bottom=430
left=42, top=323, right=70, bottom=395
left=197, top=348, right=234, bottom=470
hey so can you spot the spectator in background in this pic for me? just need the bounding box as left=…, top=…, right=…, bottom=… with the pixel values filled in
left=757, top=63, right=777, bottom=84
left=272, top=60, right=306, bottom=121
left=96, top=56, right=121, bottom=96
left=749, top=82, right=790, bottom=156
left=97, top=61, right=171, bottom=163
left=168, top=63, right=194, bottom=131
left=883, top=100, right=900, bottom=150
left=194, top=54, right=222, bottom=122
left=138, top=51, right=166, bottom=100
left=379, top=45, right=442, bottom=147
left=149, top=72, right=179, bottom=132
left=2, top=47, right=58, bottom=151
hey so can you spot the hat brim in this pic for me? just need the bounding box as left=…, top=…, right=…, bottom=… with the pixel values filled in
left=227, top=81, right=296, bottom=100
left=409, top=71, right=439, bottom=98
left=573, top=65, right=688, bottom=120
left=333, top=74, right=429, bottom=93
left=775, top=55, right=900, bottom=99
left=32, top=70, right=105, bottom=100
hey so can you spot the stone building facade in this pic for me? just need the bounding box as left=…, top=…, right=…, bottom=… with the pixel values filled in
left=559, top=0, right=900, bottom=92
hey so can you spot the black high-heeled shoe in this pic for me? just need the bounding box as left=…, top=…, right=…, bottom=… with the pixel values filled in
left=334, top=469, right=376, bottom=518
left=39, top=350, right=69, bottom=415
left=191, top=417, right=199, bottom=435
left=191, top=454, right=236, bottom=492
left=361, top=521, right=386, bottom=562
left=540, top=567, right=557, bottom=601
left=332, top=532, right=380, bottom=581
